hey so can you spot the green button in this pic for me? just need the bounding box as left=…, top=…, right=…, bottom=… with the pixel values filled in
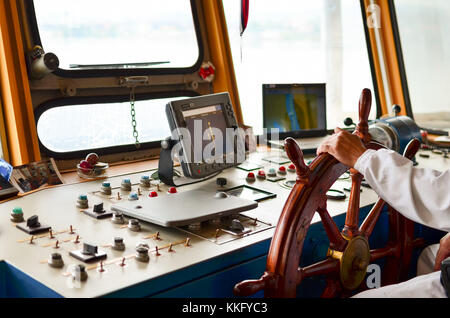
left=12, top=207, right=23, bottom=215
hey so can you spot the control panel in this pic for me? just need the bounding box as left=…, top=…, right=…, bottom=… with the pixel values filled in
left=3, top=145, right=445, bottom=297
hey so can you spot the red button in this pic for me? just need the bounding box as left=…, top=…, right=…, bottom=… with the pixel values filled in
left=278, top=166, right=286, bottom=172
left=149, top=191, right=158, bottom=197
left=168, top=187, right=177, bottom=194
left=247, top=172, right=255, bottom=178
left=257, top=170, right=265, bottom=176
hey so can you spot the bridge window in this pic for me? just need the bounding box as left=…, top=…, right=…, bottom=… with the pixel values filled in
left=394, top=0, right=450, bottom=129
left=36, top=96, right=190, bottom=157
left=224, top=0, right=376, bottom=133
left=32, top=0, right=200, bottom=73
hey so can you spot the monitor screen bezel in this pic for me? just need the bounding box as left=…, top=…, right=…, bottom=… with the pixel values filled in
left=262, top=83, right=327, bottom=140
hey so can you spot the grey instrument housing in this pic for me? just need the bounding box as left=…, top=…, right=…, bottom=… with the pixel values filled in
left=165, top=93, right=246, bottom=179
left=111, top=189, right=258, bottom=227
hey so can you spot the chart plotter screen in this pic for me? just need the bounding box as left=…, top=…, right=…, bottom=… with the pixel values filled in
left=182, top=104, right=234, bottom=162
left=263, top=83, right=327, bottom=138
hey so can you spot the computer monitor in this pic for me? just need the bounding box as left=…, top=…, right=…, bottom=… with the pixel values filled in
left=263, top=83, right=327, bottom=139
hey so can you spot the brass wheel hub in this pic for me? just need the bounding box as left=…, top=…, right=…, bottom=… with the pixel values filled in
left=328, top=236, right=370, bottom=290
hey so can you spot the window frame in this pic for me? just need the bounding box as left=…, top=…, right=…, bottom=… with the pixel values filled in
left=26, top=0, right=205, bottom=78
left=360, top=0, right=383, bottom=119
left=34, top=91, right=199, bottom=159
left=388, top=0, right=414, bottom=118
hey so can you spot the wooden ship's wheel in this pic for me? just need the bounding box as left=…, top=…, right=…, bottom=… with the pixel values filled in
left=234, top=88, right=424, bottom=297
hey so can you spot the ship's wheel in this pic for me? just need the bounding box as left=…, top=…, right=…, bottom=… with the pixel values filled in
left=234, top=88, right=424, bottom=297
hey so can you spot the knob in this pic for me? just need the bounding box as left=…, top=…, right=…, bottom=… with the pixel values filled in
left=135, top=246, right=149, bottom=262
left=230, top=219, right=245, bottom=232
left=48, top=253, right=64, bottom=268
left=287, top=164, right=296, bottom=173
left=140, top=175, right=151, bottom=187
left=256, top=170, right=266, bottom=180
left=101, top=182, right=112, bottom=195
left=27, top=215, right=40, bottom=228
left=93, top=202, right=105, bottom=213
left=168, top=187, right=177, bottom=194
left=76, top=194, right=89, bottom=209
left=121, top=179, right=132, bottom=191
left=267, top=168, right=277, bottom=177
left=112, top=237, right=125, bottom=251
left=10, top=207, right=24, bottom=223
left=82, top=242, right=98, bottom=255
left=128, top=192, right=139, bottom=201
left=344, top=117, right=355, bottom=127
left=149, top=191, right=158, bottom=198
left=216, top=177, right=227, bottom=187
left=128, top=219, right=141, bottom=232
left=111, top=211, right=124, bottom=224
left=246, top=172, right=255, bottom=182
left=392, top=104, right=401, bottom=116
left=278, top=166, right=287, bottom=175
left=71, top=264, right=88, bottom=281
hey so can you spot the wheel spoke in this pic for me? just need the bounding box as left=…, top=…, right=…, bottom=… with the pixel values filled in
left=317, top=206, right=347, bottom=251
left=297, top=258, right=340, bottom=285
left=359, top=198, right=386, bottom=237
left=321, top=278, right=342, bottom=298
left=369, top=244, right=398, bottom=262
left=343, top=170, right=363, bottom=237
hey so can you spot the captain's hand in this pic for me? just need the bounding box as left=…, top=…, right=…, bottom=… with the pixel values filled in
left=434, top=232, right=450, bottom=271
left=316, top=127, right=367, bottom=168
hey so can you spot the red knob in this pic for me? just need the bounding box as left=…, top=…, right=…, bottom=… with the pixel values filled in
left=149, top=191, right=158, bottom=197
left=257, top=170, right=265, bottom=176
left=278, top=166, right=286, bottom=172
left=246, top=172, right=256, bottom=182
left=168, top=187, right=177, bottom=194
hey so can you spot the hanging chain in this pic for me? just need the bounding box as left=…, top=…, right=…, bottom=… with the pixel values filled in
left=129, top=86, right=140, bottom=148
left=120, top=76, right=148, bottom=149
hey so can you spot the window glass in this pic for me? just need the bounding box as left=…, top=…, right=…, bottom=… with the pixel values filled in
left=36, top=98, right=178, bottom=153
left=33, top=0, right=199, bottom=69
left=394, top=0, right=450, bottom=129
left=223, top=0, right=375, bottom=134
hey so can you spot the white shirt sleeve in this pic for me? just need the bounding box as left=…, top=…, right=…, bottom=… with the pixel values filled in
left=354, top=148, right=450, bottom=232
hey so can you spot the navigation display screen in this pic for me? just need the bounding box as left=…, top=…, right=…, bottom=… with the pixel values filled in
left=263, top=84, right=326, bottom=135
left=182, top=104, right=232, bottom=162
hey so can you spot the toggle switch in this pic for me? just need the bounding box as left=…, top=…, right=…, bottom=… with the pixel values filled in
left=83, top=202, right=112, bottom=219
left=17, top=215, right=51, bottom=235
left=69, top=242, right=107, bottom=263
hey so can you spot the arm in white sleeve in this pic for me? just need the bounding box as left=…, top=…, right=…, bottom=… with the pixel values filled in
left=354, top=148, right=450, bottom=232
